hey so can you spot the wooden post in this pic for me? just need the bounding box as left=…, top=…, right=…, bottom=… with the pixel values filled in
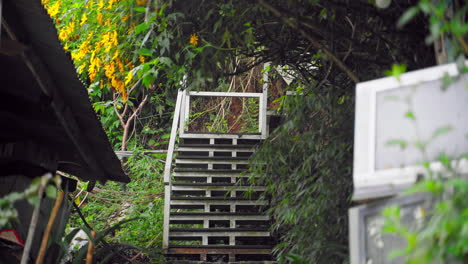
left=36, top=191, right=65, bottom=264
left=162, top=90, right=183, bottom=250
left=184, top=90, right=190, bottom=133
left=260, top=62, right=270, bottom=139
left=179, top=90, right=186, bottom=136
left=163, top=90, right=183, bottom=183
left=21, top=173, right=53, bottom=264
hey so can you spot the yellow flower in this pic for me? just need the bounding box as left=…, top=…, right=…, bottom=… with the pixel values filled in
left=108, top=0, right=116, bottom=9
left=110, top=77, right=127, bottom=102
left=123, top=14, right=129, bottom=22
left=97, top=13, right=104, bottom=25
left=122, top=90, right=128, bottom=102
left=58, top=20, right=75, bottom=41
left=47, top=0, right=61, bottom=18
left=88, top=51, right=101, bottom=82
left=124, top=70, right=133, bottom=85
left=98, top=0, right=105, bottom=10
left=189, top=33, right=199, bottom=46
left=139, top=55, right=145, bottom=64
left=104, top=62, right=116, bottom=80
left=116, top=58, right=125, bottom=72
left=80, top=13, right=87, bottom=26
left=136, top=0, right=147, bottom=6
left=77, top=63, right=87, bottom=74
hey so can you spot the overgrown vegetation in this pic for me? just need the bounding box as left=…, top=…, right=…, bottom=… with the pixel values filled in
left=35, top=0, right=467, bottom=263
left=67, top=153, right=165, bottom=262
left=250, top=87, right=354, bottom=262
left=379, top=1, right=468, bottom=263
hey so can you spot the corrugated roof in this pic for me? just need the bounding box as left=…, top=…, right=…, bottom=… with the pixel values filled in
left=0, top=0, right=129, bottom=183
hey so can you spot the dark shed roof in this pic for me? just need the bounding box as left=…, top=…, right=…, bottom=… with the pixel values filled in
left=0, top=0, right=129, bottom=183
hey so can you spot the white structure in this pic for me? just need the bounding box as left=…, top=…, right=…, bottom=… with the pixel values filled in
left=353, top=62, right=468, bottom=201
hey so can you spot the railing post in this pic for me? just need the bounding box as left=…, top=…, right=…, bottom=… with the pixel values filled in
left=163, top=90, right=183, bottom=250
left=179, top=90, right=187, bottom=137
left=260, top=62, right=270, bottom=139
left=163, top=90, right=183, bottom=183
left=184, top=90, right=190, bottom=134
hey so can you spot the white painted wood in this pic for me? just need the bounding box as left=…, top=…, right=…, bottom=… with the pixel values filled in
left=162, top=184, right=171, bottom=250
left=188, top=91, right=262, bottom=97
left=175, top=159, right=249, bottom=165
left=260, top=62, right=270, bottom=138
left=184, top=91, right=190, bottom=127
left=180, top=133, right=262, bottom=139
left=179, top=90, right=187, bottom=136
left=164, top=90, right=183, bottom=183
left=170, top=231, right=270, bottom=237
left=172, top=185, right=265, bottom=191
left=170, top=215, right=269, bottom=221
left=353, top=62, right=468, bottom=201
left=162, top=91, right=183, bottom=250
left=170, top=200, right=267, bottom=206
left=177, top=146, right=254, bottom=152
left=173, top=173, right=251, bottom=178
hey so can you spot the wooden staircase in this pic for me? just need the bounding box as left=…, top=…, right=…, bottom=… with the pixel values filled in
left=163, top=87, right=275, bottom=263
left=165, top=136, right=274, bottom=263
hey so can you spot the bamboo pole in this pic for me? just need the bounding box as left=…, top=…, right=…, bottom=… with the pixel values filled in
left=35, top=191, right=65, bottom=264
left=86, top=230, right=96, bottom=264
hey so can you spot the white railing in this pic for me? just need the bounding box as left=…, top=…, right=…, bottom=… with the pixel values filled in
left=162, top=63, right=270, bottom=250
left=178, top=91, right=268, bottom=139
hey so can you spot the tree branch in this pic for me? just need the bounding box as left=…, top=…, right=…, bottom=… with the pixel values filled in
left=258, top=0, right=360, bottom=83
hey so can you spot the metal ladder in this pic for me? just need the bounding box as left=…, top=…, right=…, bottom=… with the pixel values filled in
left=163, top=82, right=275, bottom=263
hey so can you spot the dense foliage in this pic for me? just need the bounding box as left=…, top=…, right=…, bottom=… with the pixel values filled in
left=39, top=0, right=467, bottom=263
left=67, top=152, right=165, bottom=262
left=251, top=87, right=354, bottom=262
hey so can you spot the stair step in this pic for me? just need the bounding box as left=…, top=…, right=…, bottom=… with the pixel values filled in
left=182, top=132, right=261, bottom=135
left=172, top=197, right=259, bottom=201
left=164, top=261, right=276, bottom=264
left=170, top=199, right=267, bottom=207
left=171, top=212, right=263, bottom=216
left=168, top=245, right=272, bottom=249
left=172, top=177, right=250, bottom=183
left=170, top=228, right=269, bottom=232
left=173, top=171, right=249, bottom=177
left=176, top=156, right=249, bottom=160
left=174, top=169, right=248, bottom=173
left=170, top=213, right=269, bottom=223
left=172, top=185, right=265, bottom=191
left=178, top=144, right=256, bottom=149
left=172, top=183, right=248, bottom=187
left=170, top=230, right=270, bottom=237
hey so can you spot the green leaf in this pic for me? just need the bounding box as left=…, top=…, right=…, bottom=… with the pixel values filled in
left=133, top=7, right=146, bottom=12
left=388, top=248, right=407, bottom=259
left=405, top=111, right=415, bottom=120
left=398, top=7, right=419, bottom=28
left=137, top=48, right=152, bottom=57
left=45, top=185, right=57, bottom=199
left=385, top=64, right=407, bottom=80
left=439, top=153, right=451, bottom=167
left=386, top=139, right=407, bottom=149
left=135, top=23, right=148, bottom=35
left=431, top=125, right=452, bottom=139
